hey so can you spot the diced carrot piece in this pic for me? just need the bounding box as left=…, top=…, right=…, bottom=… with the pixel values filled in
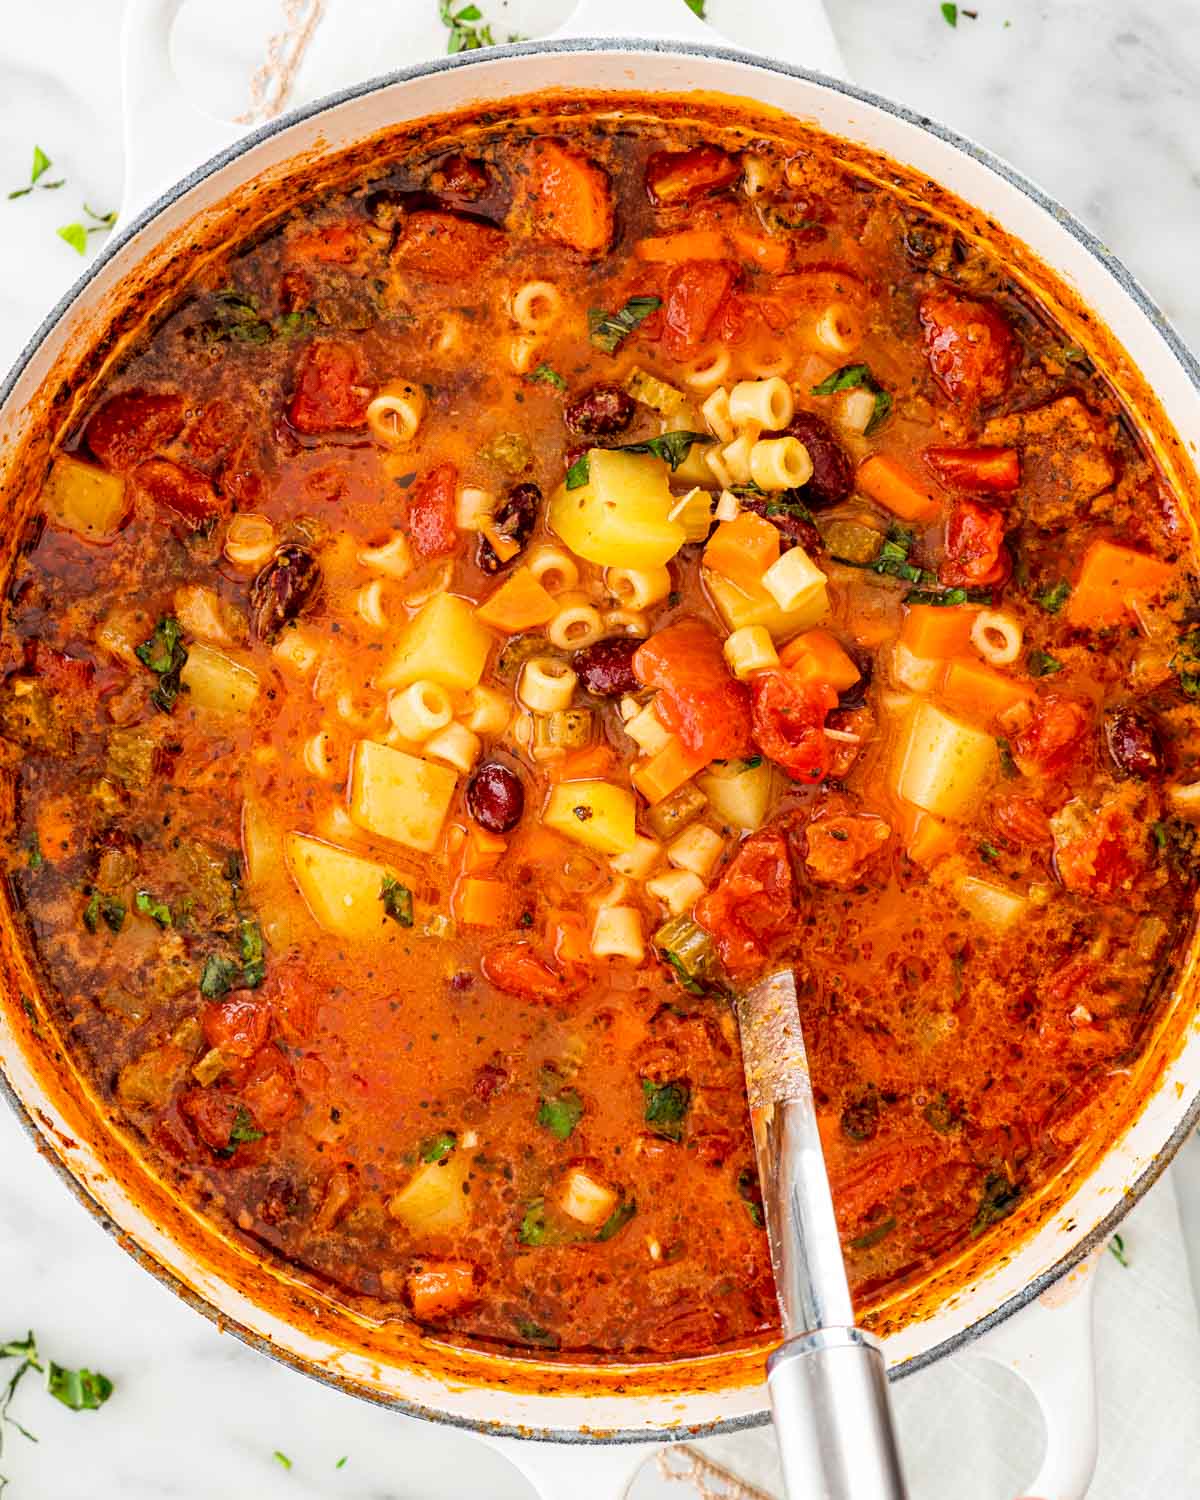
left=517, top=824, right=571, bottom=866
left=857, top=455, right=942, bottom=522
left=463, top=827, right=507, bottom=874
left=635, top=229, right=729, bottom=263
left=729, top=228, right=789, bottom=272
left=406, top=1260, right=478, bottom=1320
left=456, top=877, right=509, bottom=927
left=899, top=604, right=979, bottom=659
left=893, top=800, right=959, bottom=866
left=527, top=141, right=613, bottom=256
left=546, top=908, right=590, bottom=966
left=549, top=744, right=615, bottom=782
left=702, top=513, right=781, bottom=594
left=940, top=656, right=1034, bottom=721
left=632, top=737, right=708, bottom=805
left=476, top=567, right=558, bottom=632
left=779, top=628, right=860, bottom=691
left=1065, top=538, right=1175, bottom=628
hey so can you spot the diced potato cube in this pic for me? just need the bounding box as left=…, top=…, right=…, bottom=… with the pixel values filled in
left=697, top=758, right=776, bottom=831
left=348, top=740, right=458, bottom=852
left=174, top=583, right=241, bottom=646
left=611, top=834, right=664, bottom=880
left=378, top=593, right=493, bottom=691
left=388, top=1155, right=470, bottom=1233
left=954, top=876, right=1028, bottom=931
left=287, top=833, right=396, bottom=940
left=624, top=700, right=673, bottom=755
left=180, top=643, right=260, bottom=715
left=548, top=450, right=685, bottom=569
left=242, top=798, right=283, bottom=884
left=761, top=545, right=829, bottom=617
left=892, top=702, right=999, bottom=821
left=704, top=569, right=829, bottom=639
left=544, top=780, right=637, bottom=854
left=40, top=453, right=128, bottom=541
left=559, top=1168, right=618, bottom=1226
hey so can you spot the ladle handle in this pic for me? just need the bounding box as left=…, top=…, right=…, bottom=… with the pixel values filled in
left=768, top=1326, right=908, bottom=1500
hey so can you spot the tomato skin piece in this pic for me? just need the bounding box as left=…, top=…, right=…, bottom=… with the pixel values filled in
left=694, top=827, right=795, bottom=978
left=526, top=140, right=613, bottom=256
left=407, top=462, right=461, bottom=559
left=288, top=340, right=371, bottom=434
left=645, top=146, right=741, bottom=206
left=242, top=1051, right=298, bottom=1127
left=918, top=290, right=1015, bottom=406
left=202, top=996, right=270, bottom=1059
left=1013, top=696, right=1091, bottom=777
left=924, top=445, right=1020, bottom=493
left=660, top=260, right=740, bottom=359
left=482, top=942, right=578, bottom=1003
left=939, top=499, right=1009, bottom=588
left=750, top=670, right=838, bottom=783
left=131, top=457, right=221, bottom=528
left=633, top=619, right=754, bottom=763
left=86, top=390, right=186, bottom=472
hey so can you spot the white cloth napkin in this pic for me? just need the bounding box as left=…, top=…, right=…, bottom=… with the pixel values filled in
left=2, top=4, right=1200, bottom=1498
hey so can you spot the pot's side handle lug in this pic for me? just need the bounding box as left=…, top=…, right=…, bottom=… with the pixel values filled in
left=119, top=0, right=244, bottom=229
left=553, top=0, right=847, bottom=80
left=477, top=1433, right=652, bottom=1500
left=967, top=1253, right=1100, bottom=1500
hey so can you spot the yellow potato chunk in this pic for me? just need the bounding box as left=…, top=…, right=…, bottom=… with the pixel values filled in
left=704, top=569, right=829, bottom=639
left=348, top=739, right=458, bottom=852
left=40, top=453, right=128, bottom=542
left=697, top=758, right=776, bottom=831
left=892, top=702, right=999, bottom=821
left=544, top=780, right=637, bottom=854
left=287, top=833, right=395, bottom=940
left=179, top=643, right=260, bottom=715
left=548, top=450, right=685, bottom=569
left=378, top=592, right=493, bottom=692
left=559, top=1168, right=618, bottom=1227
left=388, top=1154, right=470, bottom=1233
left=954, top=875, right=1028, bottom=931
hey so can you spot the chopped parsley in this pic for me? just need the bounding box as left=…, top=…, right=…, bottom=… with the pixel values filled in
left=438, top=0, right=494, bottom=51
left=595, top=1199, right=637, bottom=1241
left=381, top=876, right=414, bottom=927
left=811, top=363, right=892, bottom=435
left=588, top=295, right=662, bottom=355
left=1171, top=628, right=1200, bottom=699
left=134, top=890, right=172, bottom=928
left=1033, top=579, right=1071, bottom=614
left=565, top=453, right=591, bottom=490
left=229, top=1107, right=264, bottom=1148
left=420, top=1131, right=458, bottom=1163
left=527, top=362, right=566, bottom=390
left=135, top=616, right=188, bottom=713
left=972, top=1172, right=1022, bottom=1235
left=83, top=891, right=126, bottom=934
left=1028, top=647, right=1063, bottom=677
left=518, top=1198, right=554, bottom=1247
left=537, top=1089, right=583, bottom=1142
left=642, top=1079, right=690, bottom=1141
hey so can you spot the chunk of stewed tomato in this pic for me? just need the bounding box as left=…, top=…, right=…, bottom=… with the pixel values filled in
left=202, top=995, right=270, bottom=1060
left=991, top=794, right=1053, bottom=848
left=407, top=462, right=460, bottom=559
left=633, top=619, right=754, bottom=763
left=805, top=812, right=891, bottom=887
left=130, top=458, right=221, bottom=528
left=939, top=499, right=1009, bottom=589
left=285, top=218, right=371, bottom=265
left=750, top=671, right=838, bottom=783
left=392, top=210, right=506, bottom=281
left=918, top=290, right=1015, bottom=406
left=482, top=942, right=579, bottom=1003
left=924, top=445, right=1020, bottom=493
left=694, top=827, right=795, bottom=978
left=1013, top=696, right=1091, bottom=777
left=660, top=260, right=740, bottom=359
left=287, top=340, right=371, bottom=434
left=1052, top=796, right=1143, bottom=902
left=526, top=140, right=613, bottom=257
left=645, top=146, right=740, bottom=206
left=178, top=1089, right=252, bottom=1154
left=406, top=1259, right=480, bottom=1320
left=85, top=390, right=186, bottom=472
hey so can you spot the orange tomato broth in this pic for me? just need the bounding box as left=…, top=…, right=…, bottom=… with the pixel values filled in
left=2, top=94, right=1198, bottom=1369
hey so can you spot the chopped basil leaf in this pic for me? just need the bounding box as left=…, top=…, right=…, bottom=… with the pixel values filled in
left=83, top=892, right=125, bottom=934
left=513, top=1315, right=559, bottom=1347
left=135, top=616, right=188, bottom=713
left=537, top=1090, right=583, bottom=1141
left=810, top=363, right=892, bottom=435
left=923, top=1092, right=961, bottom=1133
left=604, top=430, right=713, bottom=471
left=595, top=1199, right=637, bottom=1241
left=229, top=1107, right=264, bottom=1147
left=902, top=586, right=993, bottom=607
left=336, top=1457, right=349, bottom=1470
left=420, top=1131, right=457, bottom=1164
left=56, top=223, right=88, bottom=255
left=9, top=146, right=62, bottom=200
left=849, top=1216, right=897, bottom=1251
left=642, top=1078, right=690, bottom=1141
left=528, top=362, right=567, bottom=390
left=83, top=203, right=116, bottom=229
left=978, top=841, right=1000, bottom=863
left=834, top=523, right=933, bottom=586
left=273, top=1451, right=293, bottom=1471
left=588, top=295, right=662, bottom=355
left=31, top=146, right=51, bottom=184
left=971, top=1172, right=1021, bottom=1235
left=240, top=919, right=266, bottom=987
left=683, top=0, right=706, bottom=16
left=736, top=1166, right=765, bottom=1228
left=1033, top=579, right=1071, bottom=614
left=941, top=2, right=958, bottom=25
left=1109, top=1232, right=1129, bottom=1267
left=438, top=0, right=495, bottom=51
left=199, top=955, right=241, bottom=999
left=25, top=836, right=43, bottom=871
left=381, top=876, right=414, bottom=927
left=1028, top=647, right=1063, bottom=677
left=661, top=950, right=704, bottom=996
left=46, top=1363, right=113, bottom=1412
left=134, top=890, right=172, bottom=928
left=565, top=453, right=590, bottom=490
left=518, top=1197, right=554, bottom=1246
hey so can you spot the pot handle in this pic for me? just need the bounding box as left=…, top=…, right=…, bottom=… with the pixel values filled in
left=552, top=0, right=846, bottom=80
left=968, top=1254, right=1100, bottom=1500
left=118, top=0, right=244, bottom=228
left=478, top=1433, right=651, bottom=1499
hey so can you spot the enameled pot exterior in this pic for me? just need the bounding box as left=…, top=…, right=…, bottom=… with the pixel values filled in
left=1, top=11, right=1198, bottom=1484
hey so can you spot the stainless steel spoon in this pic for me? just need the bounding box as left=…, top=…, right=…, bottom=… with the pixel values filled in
left=738, top=968, right=909, bottom=1500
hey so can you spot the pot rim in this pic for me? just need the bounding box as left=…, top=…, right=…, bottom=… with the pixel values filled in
left=2, top=33, right=1199, bottom=1445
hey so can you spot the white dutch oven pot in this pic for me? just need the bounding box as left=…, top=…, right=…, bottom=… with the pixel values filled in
left=2, top=1, right=1198, bottom=1497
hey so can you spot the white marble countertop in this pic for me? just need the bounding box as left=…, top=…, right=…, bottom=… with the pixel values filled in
left=1, top=2, right=1200, bottom=1497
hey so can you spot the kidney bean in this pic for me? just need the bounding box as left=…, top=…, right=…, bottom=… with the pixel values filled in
left=476, top=482, right=540, bottom=574
left=1104, top=705, right=1165, bottom=780
left=467, top=761, right=525, bottom=833
left=564, top=384, right=635, bottom=437
left=249, top=544, right=322, bottom=641
left=572, top=636, right=641, bottom=697
left=773, top=411, right=853, bottom=509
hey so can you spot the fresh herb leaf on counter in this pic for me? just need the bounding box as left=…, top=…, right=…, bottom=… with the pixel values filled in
left=1109, top=1232, right=1130, bottom=1267
left=1, top=1329, right=114, bottom=1489
left=439, top=0, right=495, bottom=51
left=683, top=0, right=706, bottom=16
left=9, top=145, right=64, bottom=199
left=588, top=295, right=661, bottom=355
left=273, top=1450, right=293, bottom=1471
left=941, top=2, right=958, bottom=25
left=811, top=363, right=892, bottom=435
left=57, top=205, right=117, bottom=256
